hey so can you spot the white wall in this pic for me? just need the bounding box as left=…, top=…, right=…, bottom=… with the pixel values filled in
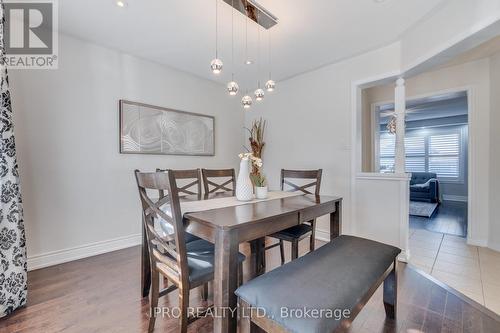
left=10, top=34, right=243, bottom=269
left=244, top=42, right=402, bottom=242
left=489, top=51, right=500, bottom=251
left=400, top=0, right=500, bottom=71
left=354, top=174, right=409, bottom=259
left=11, top=3, right=500, bottom=269
left=363, top=59, right=491, bottom=246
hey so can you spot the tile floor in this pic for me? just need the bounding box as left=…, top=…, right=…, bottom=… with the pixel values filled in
left=409, top=228, right=500, bottom=315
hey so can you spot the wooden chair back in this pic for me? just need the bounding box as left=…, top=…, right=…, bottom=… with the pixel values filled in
left=135, top=170, right=189, bottom=286
left=280, top=169, right=323, bottom=195
left=201, top=168, right=236, bottom=195
left=157, top=168, right=202, bottom=199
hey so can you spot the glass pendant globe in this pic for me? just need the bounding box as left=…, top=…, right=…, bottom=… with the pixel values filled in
left=241, top=95, right=253, bottom=109
left=227, top=81, right=239, bottom=96
left=265, top=79, right=276, bottom=92
left=210, top=58, right=223, bottom=74
left=254, top=88, right=265, bottom=101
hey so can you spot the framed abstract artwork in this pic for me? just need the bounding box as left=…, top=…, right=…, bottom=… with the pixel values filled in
left=119, top=100, right=215, bottom=156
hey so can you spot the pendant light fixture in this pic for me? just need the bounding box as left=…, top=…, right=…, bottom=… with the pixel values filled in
left=227, top=0, right=239, bottom=96
left=242, top=93, right=253, bottom=109
left=254, top=88, right=265, bottom=101
left=265, top=27, right=276, bottom=92
left=214, top=0, right=277, bottom=108
left=254, top=13, right=265, bottom=102
left=265, top=79, right=275, bottom=92
left=210, top=0, right=223, bottom=74
left=227, top=79, right=239, bottom=96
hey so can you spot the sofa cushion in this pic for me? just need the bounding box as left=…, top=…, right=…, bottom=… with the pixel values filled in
left=410, top=172, right=437, bottom=185
left=235, top=235, right=401, bottom=333
left=410, top=184, right=430, bottom=193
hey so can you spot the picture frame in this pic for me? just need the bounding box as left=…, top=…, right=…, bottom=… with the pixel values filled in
left=119, top=100, right=215, bottom=156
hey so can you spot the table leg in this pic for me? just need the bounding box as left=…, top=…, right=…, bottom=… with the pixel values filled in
left=249, top=238, right=266, bottom=278
left=214, top=229, right=239, bottom=333
left=141, top=221, right=151, bottom=298
left=330, top=200, right=342, bottom=241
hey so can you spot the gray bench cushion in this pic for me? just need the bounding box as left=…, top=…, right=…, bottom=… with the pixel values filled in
left=235, top=235, right=400, bottom=333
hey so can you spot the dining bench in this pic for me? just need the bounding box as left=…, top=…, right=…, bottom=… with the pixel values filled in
left=236, top=235, right=401, bottom=333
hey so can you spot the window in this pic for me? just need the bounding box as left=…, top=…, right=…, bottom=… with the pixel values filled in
left=379, top=134, right=395, bottom=173
left=429, top=133, right=460, bottom=178
left=405, top=136, right=426, bottom=173
left=378, top=128, right=464, bottom=181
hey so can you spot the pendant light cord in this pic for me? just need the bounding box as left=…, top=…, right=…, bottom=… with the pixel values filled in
left=257, top=11, right=261, bottom=87
left=215, top=0, right=218, bottom=58
left=245, top=0, right=248, bottom=63
left=231, top=0, right=234, bottom=80
left=268, top=28, right=271, bottom=79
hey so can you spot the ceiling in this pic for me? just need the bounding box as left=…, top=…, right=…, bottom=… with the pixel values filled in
left=59, top=0, right=446, bottom=90
left=379, top=92, right=468, bottom=124
left=439, top=35, right=500, bottom=69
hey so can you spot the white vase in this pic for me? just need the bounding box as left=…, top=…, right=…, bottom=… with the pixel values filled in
left=236, top=159, right=254, bottom=201
left=255, top=186, right=268, bottom=199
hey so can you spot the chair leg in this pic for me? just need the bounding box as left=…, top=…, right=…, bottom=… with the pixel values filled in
left=201, top=283, right=209, bottom=301
left=241, top=300, right=265, bottom=333
left=179, top=287, right=189, bottom=333
left=291, top=240, right=299, bottom=261
left=279, top=240, right=285, bottom=265
left=261, top=239, right=266, bottom=273
left=310, top=219, right=316, bottom=252
left=238, top=262, right=244, bottom=286
left=163, top=276, right=169, bottom=289
left=383, top=260, right=398, bottom=320
left=148, top=269, right=159, bottom=333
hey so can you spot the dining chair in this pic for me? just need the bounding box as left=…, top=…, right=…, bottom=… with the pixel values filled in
left=201, top=168, right=236, bottom=195
left=266, top=169, right=323, bottom=265
left=156, top=169, right=206, bottom=299
left=156, top=169, right=202, bottom=244
left=135, top=170, right=245, bottom=333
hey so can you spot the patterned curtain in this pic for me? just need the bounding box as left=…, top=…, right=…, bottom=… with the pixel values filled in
left=0, top=1, right=27, bottom=317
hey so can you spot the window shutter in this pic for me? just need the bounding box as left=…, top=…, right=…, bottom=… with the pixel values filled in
left=404, top=136, right=426, bottom=172
left=380, top=133, right=395, bottom=157
left=429, top=134, right=460, bottom=178
left=380, top=158, right=395, bottom=173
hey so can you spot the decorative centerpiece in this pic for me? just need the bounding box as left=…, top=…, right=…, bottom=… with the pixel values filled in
left=246, top=118, right=266, bottom=174
left=236, top=153, right=255, bottom=201
left=244, top=118, right=268, bottom=199
left=251, top=173, right=268, bottom=199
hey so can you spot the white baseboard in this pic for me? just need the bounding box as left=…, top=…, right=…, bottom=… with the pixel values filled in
left=315, top=229, right=330, bottom=242
left=488, top=241, right=500, bottom=253
left=442, top=195, right=468, bottom=202
left=467, top=238, right=488, bottom=247
left=27, top=233, right=142, bottom=271
left=398, top=249, right=410, bottom=263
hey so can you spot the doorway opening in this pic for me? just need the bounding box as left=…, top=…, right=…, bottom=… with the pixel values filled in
left=373, top=91, right=469, bottom=238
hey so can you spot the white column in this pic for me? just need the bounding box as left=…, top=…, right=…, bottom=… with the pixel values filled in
left=394, top=78, right=406, bottom=174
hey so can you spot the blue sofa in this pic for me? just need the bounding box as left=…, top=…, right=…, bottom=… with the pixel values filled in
left=410, top=172, right=439, bottom=203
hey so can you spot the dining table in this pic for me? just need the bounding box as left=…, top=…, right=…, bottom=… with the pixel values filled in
left=141, top=191, right=343, bottom=333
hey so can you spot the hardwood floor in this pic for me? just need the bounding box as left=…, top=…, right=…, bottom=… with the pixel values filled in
left=2, top=240, right=499, bottom=333
left=410, top=200, right=468, bottom=237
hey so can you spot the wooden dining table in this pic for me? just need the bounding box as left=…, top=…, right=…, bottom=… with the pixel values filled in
left=141, top=192, right=342, bottom=333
